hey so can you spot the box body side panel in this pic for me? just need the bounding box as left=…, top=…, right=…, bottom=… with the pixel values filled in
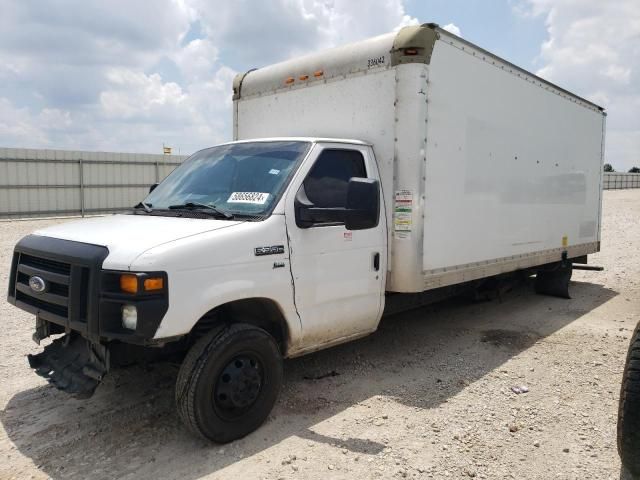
left=420, top=40, right=604, bottom=287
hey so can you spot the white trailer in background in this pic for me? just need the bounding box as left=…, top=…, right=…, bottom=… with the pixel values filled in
left=8, top=23, right=605, bottom=442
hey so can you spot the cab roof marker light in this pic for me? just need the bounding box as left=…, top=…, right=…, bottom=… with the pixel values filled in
left=313, top=70, right=323, bottom=77
left=285, top=77, right=295, bottom=85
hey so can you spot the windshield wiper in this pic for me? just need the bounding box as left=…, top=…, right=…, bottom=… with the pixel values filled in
left=168, top=202, right=234, bottom=219
left=134, top=202, right=153, bottom=213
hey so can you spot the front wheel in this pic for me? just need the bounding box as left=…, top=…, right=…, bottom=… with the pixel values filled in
left=176, top=323, right=283, bottom=443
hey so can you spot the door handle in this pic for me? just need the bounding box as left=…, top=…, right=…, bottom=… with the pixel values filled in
left=373, top=252, right=380, bottom=271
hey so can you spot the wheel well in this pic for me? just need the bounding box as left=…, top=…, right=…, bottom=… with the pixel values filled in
left=190, top=298, right=290, bottom=353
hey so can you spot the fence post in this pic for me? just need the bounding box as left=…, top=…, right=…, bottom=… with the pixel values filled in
left=155, top=161, right=159, bottom=183
left=79, top=158, right=85, bottom=217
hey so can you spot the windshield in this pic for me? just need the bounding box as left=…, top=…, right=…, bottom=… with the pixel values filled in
left=142, top=141, right=311, bottom=219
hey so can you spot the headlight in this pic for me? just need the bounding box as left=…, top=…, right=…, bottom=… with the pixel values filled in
left=122, top=305, right=138, bottom=330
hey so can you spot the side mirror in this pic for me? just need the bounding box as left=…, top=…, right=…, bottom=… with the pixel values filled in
left=149, top=183, right=159, bottom=193
left=344, top=178, right=379, bottom=230
left=294, top=187, right=317, bottom=228
left=294, top=177, right=380, bottom=230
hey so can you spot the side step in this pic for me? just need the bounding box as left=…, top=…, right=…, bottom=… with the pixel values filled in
left=28, top=333, right=109, bottom=398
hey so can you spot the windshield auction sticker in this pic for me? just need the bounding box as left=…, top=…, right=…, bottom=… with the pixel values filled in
left=394, top=190, right=413, bottom=239
left=228, top=192, right=270, bottom=204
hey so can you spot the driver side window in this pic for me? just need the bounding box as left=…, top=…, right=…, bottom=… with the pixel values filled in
left=304, top=149, right=367, bottom=208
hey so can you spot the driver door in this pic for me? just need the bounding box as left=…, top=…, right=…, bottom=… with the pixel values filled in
left=284, top=143, right=387, bottom=350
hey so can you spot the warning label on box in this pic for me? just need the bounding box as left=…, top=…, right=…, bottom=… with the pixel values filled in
left=394, top=190, right=413, bottom=239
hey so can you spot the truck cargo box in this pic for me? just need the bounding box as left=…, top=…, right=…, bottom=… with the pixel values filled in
left=233, top=23, right=606, bottom=293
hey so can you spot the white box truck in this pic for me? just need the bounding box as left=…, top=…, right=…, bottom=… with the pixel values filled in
left=7, top=23, right=605, bottom=442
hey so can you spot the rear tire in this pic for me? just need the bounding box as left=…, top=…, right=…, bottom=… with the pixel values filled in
left=175, top=323, right=283, bottom=443
left=618, top=321, right=640, bottom=476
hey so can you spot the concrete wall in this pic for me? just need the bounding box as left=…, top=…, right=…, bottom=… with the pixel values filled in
left=603, top=173, right=640, bottom=190
left=0, top=147, right=187, bottom=219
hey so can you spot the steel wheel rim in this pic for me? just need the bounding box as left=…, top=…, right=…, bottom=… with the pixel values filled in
left=213, top=352, right=263, bottom=419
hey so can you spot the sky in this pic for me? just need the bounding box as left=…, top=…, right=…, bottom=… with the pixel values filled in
left=0, top=0, right=638, bottom=171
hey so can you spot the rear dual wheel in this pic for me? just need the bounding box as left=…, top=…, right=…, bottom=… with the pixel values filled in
left=176, top=323, right=283, bottom=443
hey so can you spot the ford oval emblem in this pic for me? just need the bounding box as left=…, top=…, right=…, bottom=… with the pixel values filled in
left=29, top=276, right=47, bottom=294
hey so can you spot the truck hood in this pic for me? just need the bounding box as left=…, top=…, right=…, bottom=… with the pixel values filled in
left=33, top=214, right=242, bottom=270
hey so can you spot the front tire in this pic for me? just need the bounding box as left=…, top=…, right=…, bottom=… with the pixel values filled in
left=176, top=323, right=283, bottom=443
left=618, top=321, right=640, bottom=476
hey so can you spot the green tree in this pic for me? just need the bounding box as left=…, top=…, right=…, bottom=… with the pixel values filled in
left=603, top=163, right=614, bottom=172
left=629, top=166, right=640, bottom=173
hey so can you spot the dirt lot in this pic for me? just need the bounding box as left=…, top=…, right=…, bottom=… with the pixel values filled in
left=1, top=189, right=638, bottom=480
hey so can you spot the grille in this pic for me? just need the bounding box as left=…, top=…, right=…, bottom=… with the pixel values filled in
left=20, top=253, right=71, bottom=275
left=8, top=236, right=108, bottom=340
left=16, top=290, right=68, bottom=318
left=17, top=271, right=69, bottom=296
left=13, top=252, right=89, bottom=325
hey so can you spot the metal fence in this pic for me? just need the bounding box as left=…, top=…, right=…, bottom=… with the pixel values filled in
left=0, top=147, right=187, bottom=219
left=603, top=173, right=640, bottom=190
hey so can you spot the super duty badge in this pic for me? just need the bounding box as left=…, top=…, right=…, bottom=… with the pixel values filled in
left=254, top=245, right=285, bottom=256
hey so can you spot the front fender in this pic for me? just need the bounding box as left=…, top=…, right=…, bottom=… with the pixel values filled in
left=155, top=262, right=301, bottom=351
left=133, top=216, right=302, bottom=352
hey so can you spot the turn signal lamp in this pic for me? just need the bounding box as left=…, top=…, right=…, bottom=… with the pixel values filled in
left=144, top=277, right=164, bottom=291
left=404, top=48, right=418, bottom=55
left=120, top=274, right=138, bottom=294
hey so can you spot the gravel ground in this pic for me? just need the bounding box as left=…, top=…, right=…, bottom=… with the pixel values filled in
left=0, top=189, right=638, bottom=480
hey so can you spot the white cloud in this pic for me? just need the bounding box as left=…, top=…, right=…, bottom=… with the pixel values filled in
left=192, top=0, right=418, bottom=66
left=442, top=23, right=461, bottom=37
left=518, top=0, right=640, bottom=171
left=0, top=0, right=417, bottom=155
left=172, top=39, right=220, bottom=82
left=0, top=98, right=50, bottom=146
left=395, top=15, right=421, bottom=31
left=100, top=70, right=187, bottom=120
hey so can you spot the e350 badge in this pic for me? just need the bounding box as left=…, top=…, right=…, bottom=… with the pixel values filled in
left=254, top=245, right=285, bottom=256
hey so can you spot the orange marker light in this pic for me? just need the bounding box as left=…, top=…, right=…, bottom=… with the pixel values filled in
left=144, top=277, right=164, bottom=291
left=404, top=48, right=418, bottom=55
left=285, top=77, right=295, bottom=84
left=120, top=274, right=138, bottom=294
left=313, top=70, right=324, bottom=77
left=299, top=74, right=309, bottom=81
